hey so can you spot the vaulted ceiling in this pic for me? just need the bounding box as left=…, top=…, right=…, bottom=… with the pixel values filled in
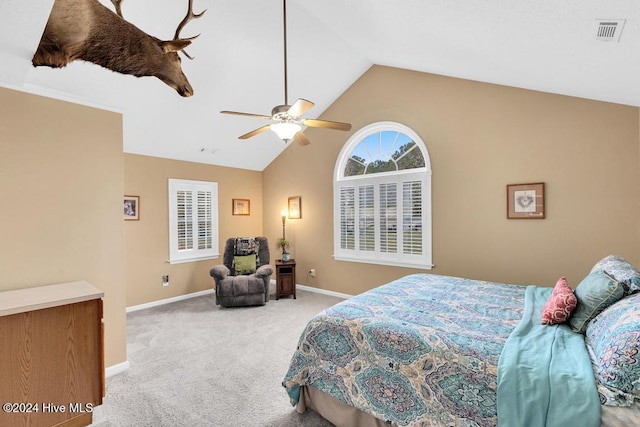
left=1, top=0, right=638, bottom=171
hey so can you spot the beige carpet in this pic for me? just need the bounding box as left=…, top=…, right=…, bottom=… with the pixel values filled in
left=91, top=286, right=344, bottom=426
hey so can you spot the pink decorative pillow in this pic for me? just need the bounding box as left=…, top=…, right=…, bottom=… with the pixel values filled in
left=541, top=277, right=578, bottom=325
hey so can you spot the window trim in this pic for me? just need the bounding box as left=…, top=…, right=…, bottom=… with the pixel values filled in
left=168, top=178, right=219, bottom=264
left=333, top=121, right=433, bottom=269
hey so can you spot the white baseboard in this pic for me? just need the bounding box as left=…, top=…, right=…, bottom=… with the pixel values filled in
left=270, top=278, right=352, bottom=299
left=105, top=360, right=130, bottom=377
left=126, top=289, right=214, bottom=313
left=296, top=284, right=352, bottom=300
left=125, top=284, right=348, bottom=313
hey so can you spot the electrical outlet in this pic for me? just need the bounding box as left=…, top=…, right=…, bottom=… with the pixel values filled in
left=309, top=269, right=316, bottom=277
left=162, top=275, right=169, bottom=287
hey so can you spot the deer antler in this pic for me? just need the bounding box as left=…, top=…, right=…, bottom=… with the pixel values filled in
left=110, top=0, right=124, bottom=18
left=110, top=0, right=205, bottom=60
left=174, top=0, right=207, bottom=60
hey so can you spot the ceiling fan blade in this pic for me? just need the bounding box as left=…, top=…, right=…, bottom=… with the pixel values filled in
left=239, top=125, right=271, bottom=139
left=287, top=98, right=314, bottom=117
left=293, top=131, right=311, bottom=146
left=302, top=118, right=352, bottom=131
left=221, top=110, right=272, bottom=120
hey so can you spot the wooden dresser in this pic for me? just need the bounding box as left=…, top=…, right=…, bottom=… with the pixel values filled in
left=0, top=281, right=105, bottom=427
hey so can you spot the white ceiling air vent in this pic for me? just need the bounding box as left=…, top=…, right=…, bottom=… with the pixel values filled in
left=595, top=19, right=626, bottom=42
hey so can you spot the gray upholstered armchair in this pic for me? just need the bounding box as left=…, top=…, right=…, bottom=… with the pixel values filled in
left=209, top=237, right=273, bottom=307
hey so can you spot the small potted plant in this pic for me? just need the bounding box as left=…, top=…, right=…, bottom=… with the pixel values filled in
left=276, top=237, right=291, bottom=261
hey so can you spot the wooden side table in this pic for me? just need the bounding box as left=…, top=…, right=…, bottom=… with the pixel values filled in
left=275, top=259, right=296, bottom=300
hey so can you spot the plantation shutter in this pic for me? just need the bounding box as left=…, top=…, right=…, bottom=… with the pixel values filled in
left=169, top=179, right=218, bottom=263
left=340, top=187, right=355, bottom=250
left=197, top=190, right=212, bottom=250
left=358, top=185, right=375, bottom=251
left=177, top=190, right=193, bottom=251
left=402, top=180, right=423, bottom=255
left=379, top=183, right=398, bottom=253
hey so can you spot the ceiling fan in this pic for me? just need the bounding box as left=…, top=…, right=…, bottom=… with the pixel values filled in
left=220, top=0, right=352, bottom=146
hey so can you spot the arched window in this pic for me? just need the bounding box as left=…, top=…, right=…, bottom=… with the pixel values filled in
left=333, top=122, right=432, bottom=269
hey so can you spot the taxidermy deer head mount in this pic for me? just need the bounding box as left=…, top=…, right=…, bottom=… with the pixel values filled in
left=32, top=0, right=206, bottom=97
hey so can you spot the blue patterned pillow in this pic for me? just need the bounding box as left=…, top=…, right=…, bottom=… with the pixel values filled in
left=569, top=270, right=625, bottom=334
left=585, top=293, right=640, bottom=406
left=590, top=255, right=640, bottom=295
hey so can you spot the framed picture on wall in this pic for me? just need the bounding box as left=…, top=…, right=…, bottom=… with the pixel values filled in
left=232, top=198, right=250, bottom=216
left=507, top=183, right=545, bottom=219
left=124, top=195, right=139, bottom=220
left=288, top=196, right=302, bottom=219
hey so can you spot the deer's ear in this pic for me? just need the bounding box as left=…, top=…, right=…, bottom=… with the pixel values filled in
left=161, top=40, right=192, bottom=53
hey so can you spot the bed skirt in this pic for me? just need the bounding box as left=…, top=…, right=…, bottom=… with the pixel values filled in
left=297, top=385, right=387, bottom=427
left=298, top=385, right=640, bottom=427
left=600, top=401, right=640, bottom=427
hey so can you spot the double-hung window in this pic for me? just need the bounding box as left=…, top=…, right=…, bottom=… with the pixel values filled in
left=334, top=122, right=432, bottom=269
left=168, top=179, right=219, bottom=263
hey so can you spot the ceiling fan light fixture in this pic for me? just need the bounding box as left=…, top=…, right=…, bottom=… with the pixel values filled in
left=271, top=122, right=301, bottom=142
left=220, top=0, right=351, bottom=146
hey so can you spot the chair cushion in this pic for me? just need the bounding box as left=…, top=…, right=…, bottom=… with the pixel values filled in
left=216, top=275, right=267, bottom=307
left=233, top=254, right=256, bottom=275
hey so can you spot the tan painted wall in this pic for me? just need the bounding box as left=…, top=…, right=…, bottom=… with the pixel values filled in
left=124, top=154, right=263, bottom=307
left=0, top=87, right=127, bottom=367
left=2, top=67, right=638, bottom=365
left=263, top=66, right=640, bottom=295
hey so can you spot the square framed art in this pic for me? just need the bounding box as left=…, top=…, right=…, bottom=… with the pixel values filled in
left=232, top=198, right=250, bottom=216
left=507, top=183, right=545, bottom=219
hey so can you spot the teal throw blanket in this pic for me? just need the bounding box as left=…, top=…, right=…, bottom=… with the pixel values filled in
left=497, top=286, right=600, bottom=427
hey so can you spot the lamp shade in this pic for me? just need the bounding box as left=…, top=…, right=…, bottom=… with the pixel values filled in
left=271, top=122, right=301, bottom=141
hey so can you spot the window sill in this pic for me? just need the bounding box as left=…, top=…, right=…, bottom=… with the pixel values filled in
left=168, top=254, right=219, bottom=265
left=333, top=254, right=433, bottom=270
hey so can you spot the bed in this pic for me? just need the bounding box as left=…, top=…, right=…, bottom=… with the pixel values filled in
left=282, top=255, right=640, bottom=426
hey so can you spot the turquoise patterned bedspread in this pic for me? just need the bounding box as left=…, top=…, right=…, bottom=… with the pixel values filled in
left=282, top=273, right=527, bottom=426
